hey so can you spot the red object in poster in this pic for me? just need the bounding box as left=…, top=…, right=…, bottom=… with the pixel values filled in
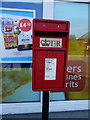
left=19, top=19, right=31, bottom=32
left=32, top=18, right=70, bottom=91
left=5, top=27, right=13, bottom=32
left=1, top=18, right=13, bottom=34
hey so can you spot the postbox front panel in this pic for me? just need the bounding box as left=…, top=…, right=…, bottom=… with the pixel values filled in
left=32, top=18, right=70, bottom=91
left=33, top=50, right=66, bottom=90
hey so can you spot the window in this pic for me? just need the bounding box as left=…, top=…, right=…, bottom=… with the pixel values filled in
left=50, top=0, right=89, bottom=101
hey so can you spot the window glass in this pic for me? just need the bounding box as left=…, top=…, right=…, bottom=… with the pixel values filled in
left=1, top=63, right=40, bottom=103
left=50, top=1, right=89, bottom=101
left=0, top=1, right=43, bottom=103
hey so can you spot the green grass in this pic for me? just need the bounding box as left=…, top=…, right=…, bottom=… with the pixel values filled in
left=68, top=39, right=85, bottom=55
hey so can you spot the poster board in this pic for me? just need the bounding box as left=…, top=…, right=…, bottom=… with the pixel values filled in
left=0, top=8, right=35, bottom=63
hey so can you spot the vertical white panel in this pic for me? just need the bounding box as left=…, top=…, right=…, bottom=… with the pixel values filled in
left=43, top=0, right=54, bottom=19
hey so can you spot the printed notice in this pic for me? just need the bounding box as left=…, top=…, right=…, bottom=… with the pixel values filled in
left=45, top=58, right=57, bottom=80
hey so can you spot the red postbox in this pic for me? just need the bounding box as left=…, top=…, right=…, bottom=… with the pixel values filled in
left=32, top=18, right=70, bottom=91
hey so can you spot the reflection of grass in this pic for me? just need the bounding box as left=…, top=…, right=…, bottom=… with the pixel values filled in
left=1, top=68, right=31, bottom=98
left=68, top=39, right=84, bottom=55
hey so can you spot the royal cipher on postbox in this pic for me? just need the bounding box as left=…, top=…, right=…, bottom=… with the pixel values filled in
left=32, top=18, right=70, bottom=91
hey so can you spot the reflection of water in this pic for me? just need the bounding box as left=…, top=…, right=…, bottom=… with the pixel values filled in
left=2, top=82, right=40, bottom=102
left=2, top=65, right=39, bottom=102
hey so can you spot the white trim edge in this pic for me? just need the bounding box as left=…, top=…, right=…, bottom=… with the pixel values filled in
left=1, top=102, right=42, bottom=115
left=50, top=100, right=89, bottom=112
left=0, top=8, right=36, bottom=19
left=0, top=100, right=89, bottom=115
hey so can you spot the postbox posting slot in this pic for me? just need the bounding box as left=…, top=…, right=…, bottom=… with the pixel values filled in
left=35, top=31, right=68, bottom=37
left=34, top=20, right=69, bottom=32
left=33, top=31, right=69, bottom=49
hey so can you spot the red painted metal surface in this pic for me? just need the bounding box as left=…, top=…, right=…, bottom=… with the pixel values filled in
left=32, top=18, right=70, bottom=91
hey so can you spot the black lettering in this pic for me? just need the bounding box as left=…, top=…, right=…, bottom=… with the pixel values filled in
left=51, top=41, right=53, bottom=46
left=57, top=41, right=60, bottom=46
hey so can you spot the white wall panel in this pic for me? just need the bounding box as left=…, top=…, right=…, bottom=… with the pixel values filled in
left=43, top=0, right=54, bottom=19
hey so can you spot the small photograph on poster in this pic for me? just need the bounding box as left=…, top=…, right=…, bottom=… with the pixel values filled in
left=17, top=31, right=32, bottom=51
left=14, top=19, right=21, bottom=35
left=1, top=18, right=14, bottom=34
left=4, top=34, right=18, bottom=49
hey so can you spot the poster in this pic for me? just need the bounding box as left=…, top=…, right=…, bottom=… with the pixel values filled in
left=0, top=9, right=35, bottom=62
left=53, top=1, right=89, bottom=100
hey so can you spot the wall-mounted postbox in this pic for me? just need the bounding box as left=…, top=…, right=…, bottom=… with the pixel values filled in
left=32, top=18, right=70, bottom=91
